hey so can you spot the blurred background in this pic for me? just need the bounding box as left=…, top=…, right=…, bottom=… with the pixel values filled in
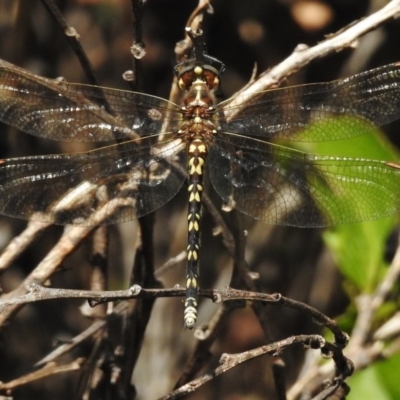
left=0, top=0, right=400, bottom=399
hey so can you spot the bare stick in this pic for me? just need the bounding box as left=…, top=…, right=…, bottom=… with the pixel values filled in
left=0, top=221, right=50, bottom=271
left=226, top=0, right=400, bottom=111
left=0, top=358, right=84, bottom=391
left=161, top=335, right=351, bottom=400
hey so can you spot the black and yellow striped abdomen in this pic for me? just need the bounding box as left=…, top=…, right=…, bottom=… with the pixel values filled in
left=184, top=138, right=207, bottom=328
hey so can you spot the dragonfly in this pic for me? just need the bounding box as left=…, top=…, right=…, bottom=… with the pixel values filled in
left=1, top=28, right=400, bottom=328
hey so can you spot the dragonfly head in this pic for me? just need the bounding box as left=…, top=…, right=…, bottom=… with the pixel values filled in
left=174, top=27, right=225, bottom=92
left=175, top=62, right=222, bottom=92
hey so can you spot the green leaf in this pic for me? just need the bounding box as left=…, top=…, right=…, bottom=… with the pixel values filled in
left=323, top=219, right=392, bottom=292
left=348, top=354, right=400, bottom=400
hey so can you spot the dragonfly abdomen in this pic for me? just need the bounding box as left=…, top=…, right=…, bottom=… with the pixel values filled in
left=184, top=138, right=207, bottom=329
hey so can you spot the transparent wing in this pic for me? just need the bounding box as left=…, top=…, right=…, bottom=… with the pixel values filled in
left=0, top=135, right=186, bottom=225
left=217, top=62, right=400, bottom=142
left=209, top=133, right=400, bottom=227
left=0, top=59, right=182, bottom=142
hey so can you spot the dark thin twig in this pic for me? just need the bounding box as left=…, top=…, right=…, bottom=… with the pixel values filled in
left=127, top=0, right=145, bottom=91
left=75, top=226, right=111, bottom=397
left=272, top=359, right=287, bottom=400
left=202, top=192, right=235, bottom=255
left=34, top=302, right=130, bottom=368
left=174, top=0, right=213, bottom=64
left=40, top=0, right=117, bottom=121
left=169, top=0, right=212, bottom=105
left=83, top=226, right=109, bottom=319
left=75, top=335, right=111, bottom=400
left=113, top=2, right=159, bottom=393
left=117, top=214, right=161, bottom=398
left=40, top=0, right=99, bottom=86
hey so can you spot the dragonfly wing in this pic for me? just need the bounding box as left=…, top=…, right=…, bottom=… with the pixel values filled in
left=217, top=62, right=400, bottom=142
left=0, top=59, right=182, bottom=142
left=209, top=134, right=400, bottom=227
left=0, top=136, right=186, bottom=225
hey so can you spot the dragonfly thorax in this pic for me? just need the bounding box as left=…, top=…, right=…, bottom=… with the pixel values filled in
left=182, top=79, right=217, bottom=109
left=179, top=98, right=218, bottom=144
